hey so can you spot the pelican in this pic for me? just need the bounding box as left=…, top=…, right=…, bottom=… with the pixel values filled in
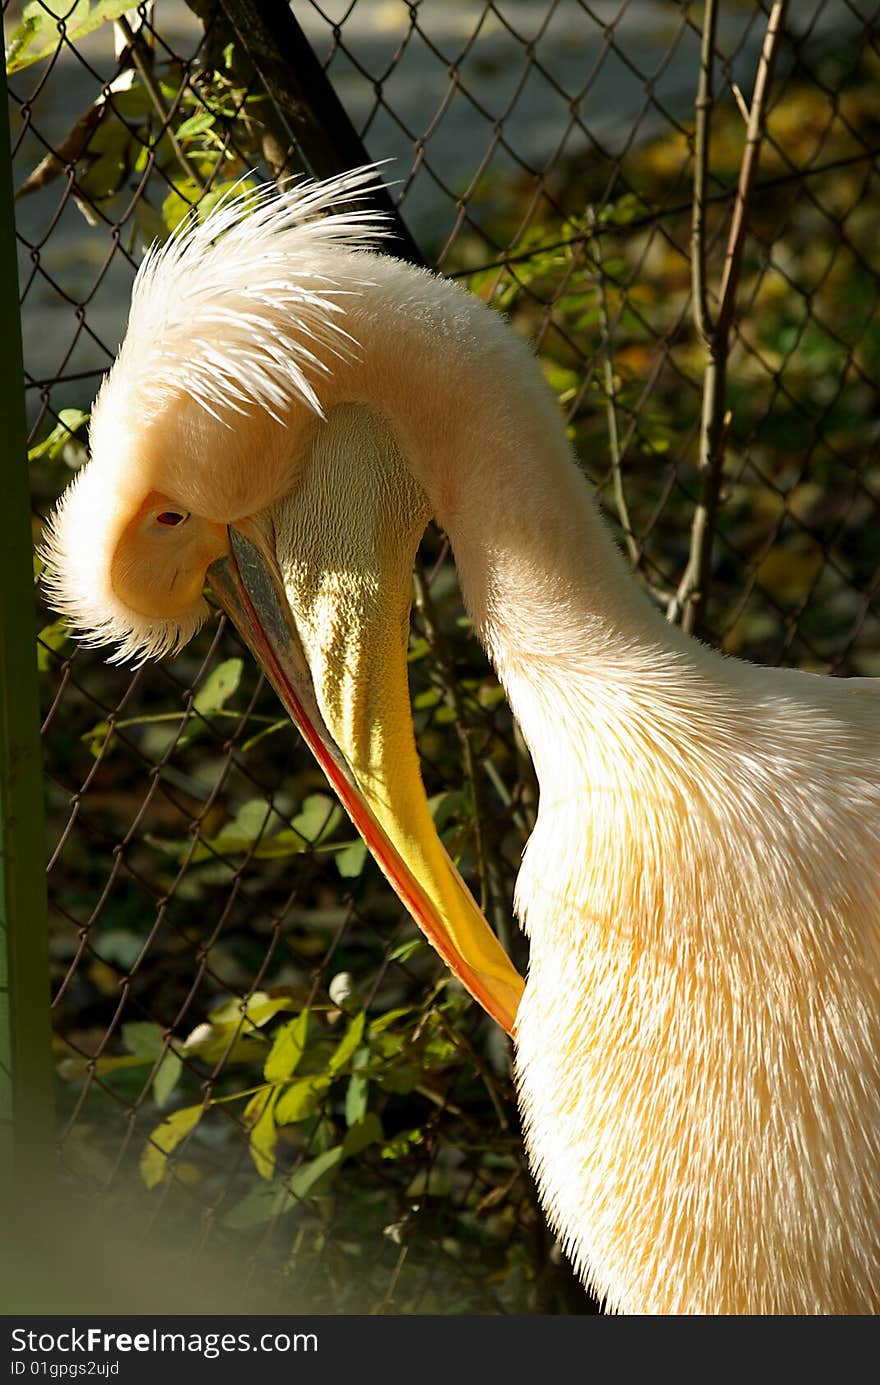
left=42, top=167, right=880, bottom=1314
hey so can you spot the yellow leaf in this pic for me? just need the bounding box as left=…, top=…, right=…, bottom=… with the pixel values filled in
left=245, top=1090, right=278, bottom=1181
left=140, top=1105, right=204, bottom=1189
left=208, top=991, right=297, bottom=1030
left=328, top=1013, right=365, bottom=1074
left=275, top=1076, right=331, bottom=1125
left=263, top=1011, right=309, bottom=1083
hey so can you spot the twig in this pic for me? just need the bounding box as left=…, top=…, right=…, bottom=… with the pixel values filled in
left=374, top=1244, right=408, bottom=1314
left=512, top=723, right=539, bottom=835
left=115, top=15, right=205, bottom=192
left=481, top=756, right=533, bottom=839
left=587, top=209, right=641, bottom=571
left=690, top=0, right=718, bottom=349
left=716, top=0, right=789, bottom=343
left=670, top=0, right=788, bottom=635
left=731, top=82, right=750, bottom=123
left=433, top=1004, right=511, bottom=1133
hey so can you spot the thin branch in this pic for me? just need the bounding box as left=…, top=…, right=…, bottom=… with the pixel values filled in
left=481, top=757, right=533, bottom=840
left=374, top=1245, right=408, bottom=1314
left=115, top=15, right=205, bottom=192
left=690, top=0, right=718, bottom=347
left=730, top=82, right=750, bottom=123
left=716, top=0, right=789, bottom=342
left=671, top=0, right=789, bottom=635
left=587, top=209, right=641, bottom=571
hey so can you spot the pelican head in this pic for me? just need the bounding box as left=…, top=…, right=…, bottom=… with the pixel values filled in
left=41, top=171, right=386, bottom=662
left=42, top=167, right=523, bottom=1035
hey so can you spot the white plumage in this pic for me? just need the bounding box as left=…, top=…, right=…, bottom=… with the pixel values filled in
left=43, top=169, right=880, bottom=1312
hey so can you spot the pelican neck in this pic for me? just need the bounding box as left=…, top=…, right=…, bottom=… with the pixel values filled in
left=321, top=252, right=675, bottom=685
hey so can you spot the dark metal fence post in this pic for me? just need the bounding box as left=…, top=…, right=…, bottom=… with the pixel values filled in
left=214, top=0, right=424, bottom=265
left=0, top=56, right=54, bottom=1188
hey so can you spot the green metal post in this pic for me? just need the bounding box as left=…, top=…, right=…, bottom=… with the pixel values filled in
left=0, top=57, right=54, bottom=1190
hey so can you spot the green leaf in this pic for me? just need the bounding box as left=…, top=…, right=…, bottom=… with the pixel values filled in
left=153, top=793, right=343, bottom=865
left=328, top=1013, right=366, bottom=1075
left=368, top=1006, right=417, bottom=1034
left=542, top=361, right=580, bottom=398
left=83, top=720, right=112, bottom=758
left=376, top=1066, right=420, bottom=1095
left=28, top=409, right=89, bottom=464
left=407, top=637, right=430, bottom=664
left=6, top=1, right=137, bottom=73
left=223, top=1143, right=346, bottom=1218
left=91, top=930, right=142, bottom=970
left=245, top=1089, right=278, bottom=1180
left=290, top=794, right=343, bottom=846
left=180, top=1021, right=268, bottom=1066
left=598, top=193, right=646, bottom=226
left=287, top=1145, right=344, bottom=1200
left=152, top=1052, right=183, bottom=1109
left=387, top=939, right=425, bottom=965
left=222, top=1182, right=293, bottom=1230
left=380, top=1127, right=422, bottom=1160
left=131, top=198, right=169, bottom=247
left=36, top=619, right=70, bottom=672
left=334, top=839, right=368, bottom=879
left=71, top=124, right=132, bottom=204
left=240, top=719, right=289, bottom=753
left=175, top=111, right=216, bottom=141
left=58, top=1053, right=151, bottom=1081
left=413, top=687, right=443, bottom=711
left=477, top=684, right=506, bottom=709
left=161, top=179, right=203, bottom=235
left=208, top=991, right=297, bottom=1030
left=140, top=1104, right=204, bottom=1189
left=122, top=1022, right=165, bottom=1059
left=209, top=793, right=341, bottom=860
left=344, top=1072, right=369, bottom=1127
left=189, top=658, right=243, bottom=722
left=341, top=1112, right=383, bottom=1158
left=263, top=1011, right=309, bottom=1083
left=245, top=826, right=330, bottom=859
left=230, top=798, right=284, bottom=840
left=161, top=177, right=259, bottom=235
left=275, top=1075, right=331, bottom=1125
left=102, top=79, right=157, bottom=125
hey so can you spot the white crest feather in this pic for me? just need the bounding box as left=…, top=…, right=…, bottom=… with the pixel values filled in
left=110, top=163, right=391, bottom=426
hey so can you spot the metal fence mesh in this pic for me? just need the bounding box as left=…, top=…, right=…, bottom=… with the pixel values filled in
left=6, top=0, right=880, bottom=1312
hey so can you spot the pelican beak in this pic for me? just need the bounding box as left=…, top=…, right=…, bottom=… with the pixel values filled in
left=207, top=412, right=523, bottom=1034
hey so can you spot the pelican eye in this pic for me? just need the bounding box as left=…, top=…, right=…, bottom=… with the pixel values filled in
left=154, top=508, right=190, bottom=528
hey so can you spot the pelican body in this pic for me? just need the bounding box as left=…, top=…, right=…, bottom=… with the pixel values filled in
left=43, top=170, right=880, bottom=1313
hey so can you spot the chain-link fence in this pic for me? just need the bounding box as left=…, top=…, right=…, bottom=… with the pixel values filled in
left=5, top=0, right=880, bottom=1313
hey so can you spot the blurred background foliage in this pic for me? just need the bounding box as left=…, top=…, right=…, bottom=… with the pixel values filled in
left=7, top=0, right=880, bottom=1312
